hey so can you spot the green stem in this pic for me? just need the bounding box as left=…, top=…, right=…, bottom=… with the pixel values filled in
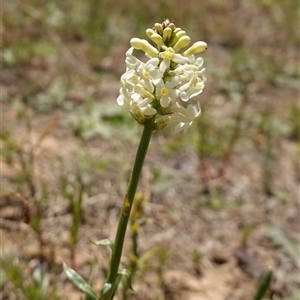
left=105, top=117, right=155, bottom=288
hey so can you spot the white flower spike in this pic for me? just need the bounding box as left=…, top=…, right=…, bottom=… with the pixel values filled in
left=117, top=19, right=207, bottom=132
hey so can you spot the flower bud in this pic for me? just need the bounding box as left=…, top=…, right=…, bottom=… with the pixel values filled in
left=162, top=27, right=173, bottom=42
left=154, top=23, right=163, bottom=35
left=135, top=85, right=155, bottom=100
left=130, top=103, right=146, bottom=125
left=154, top=116, right=170, bottom=130
left=162, top=19, right=171, bottom=29
left=146, top=28, right=156, bottom=39
left=173, top=27, right=182, bottom=34
left=182, top=41, right=207, bottom=57
left=150, top=33, right=164, bottom=47
left=168, top=22, right=176, bottom=31
left=130, top=38, right=159, bottom=57
left=169, top=30, right=186, bottom=46
left=172, top=35, right=191, bottom=52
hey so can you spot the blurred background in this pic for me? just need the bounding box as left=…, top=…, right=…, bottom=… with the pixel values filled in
left=1, top=0, right=299, bottom=299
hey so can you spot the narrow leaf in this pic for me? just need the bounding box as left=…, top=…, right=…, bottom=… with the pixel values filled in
left=100, top=277, right=122, bottom=300
left=63, top=262, right=97, bottom=299
left=118, top=269, right=132, bottom=289
left=100, top=283, right=112, bottom=300
left=253, top=270, right=272, bottom=300
left=118, top=269, right=131, bottom=278
left=89, top=238, right=115, bottom=252
left=267, top=225, right=299, bottom=260
left=108, top=276, right=122, bottom=299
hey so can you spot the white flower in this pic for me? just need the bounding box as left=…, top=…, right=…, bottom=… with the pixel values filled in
left=137, top=57, right=162, bottom=91
left=120, top=69, right=152, bottom=99
left=117, top=86, right=156, bottom=124
left=117, top=91, right=130, bottom=111
left=155, top=76, right=180, bottom=108
left=159, top=46, right=189, bottom=73
left=169, top=102, right=201, bottom=133
left=117, top=68, right=157, bottom=123
left=117, top=22, right=207, bottom=132
left=130, top=93, right=157, bottom=116
left=175, top=57, right=206, bottom=101
left=177, top=56, right=205, bottom=72
left=125, top=47, right=142, bottom=70
left=178, top=75, right=205, bottom=101
left=117, top=71, right=136, bottom=110
left=121, top=69, right=139, bottom=88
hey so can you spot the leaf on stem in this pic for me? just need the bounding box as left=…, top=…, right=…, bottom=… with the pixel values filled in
left=100, top=279, right=121, bottom=300
left=100, top=270, right=132, bottom=300
left=89, top=238, right=115, bottom=252
left=63, top=262, right=97, bottom=299
left=118, top=269, right=133, bottom=290
left=100, top=283, right=112, bottom=298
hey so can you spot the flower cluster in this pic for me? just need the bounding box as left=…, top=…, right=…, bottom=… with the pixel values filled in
left=117, top=19, right=207, bottom=133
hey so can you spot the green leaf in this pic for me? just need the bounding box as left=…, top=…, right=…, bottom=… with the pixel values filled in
left=99, top=267, right=131, bottom=299
left=267, top=225, right=299, bottom=260
left=100, top=283, right=112, bottom=299
left=100, top=277, right=122, bottom=300
left=107, top=276, right=122, bottom=299
left=118, top=269, right=131, bottom=278
left=253, top=270, right=272, bottom=300
left=118, top=269, right=132, bottom=289
left=63, top=262, right=97, bottom=299
left=89, top=238, right=115, bottom=252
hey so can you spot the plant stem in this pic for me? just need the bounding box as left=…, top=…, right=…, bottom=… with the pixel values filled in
left=105, top=117, right=155, bottom=287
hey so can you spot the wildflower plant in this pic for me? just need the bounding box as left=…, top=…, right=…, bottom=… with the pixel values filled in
left=64, top=19, right=207, bottom=299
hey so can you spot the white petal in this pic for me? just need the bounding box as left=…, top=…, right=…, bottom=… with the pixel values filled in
left=146, top=57, right=159, bottom=67
left=142, top=106, right=157, bottom=116
left=160, top=96, right=170, bottom=108
left=159, top=59, right=170, bottom=73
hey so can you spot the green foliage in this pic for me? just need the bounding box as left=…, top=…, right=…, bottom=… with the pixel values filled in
left=100, top=269, right=132, bottom=300
left=1, top=255, right=59, bottom=300
left=63, top=262, right=97, bottom=299
left=1, top=126, right=51, bottom=258
left=34, top=82, right=73, bottom=112
left=192, top=248, right=202, bottom=265
left=90, top=239, right=115, bottom=253
left=200, top=187, right=243, bottom=210
left=0, top=131, right=20, bottom=166
left=267, top=225, right=300, bottom=261
left=59, top=170, right=85, bottom=260
left=253, top=270, right=272, bottom=300
left=256, top=108, right=276, bottom=196
left=65, top=101, right=138, bottom=140
left=66, top=104, right=115, bottom=140
left=241, top=224, right=254, bottom=242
